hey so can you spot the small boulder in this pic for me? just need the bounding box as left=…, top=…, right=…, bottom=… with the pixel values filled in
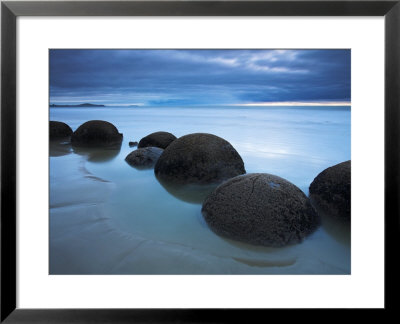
left=129, top=141, right=138, bottom=147
left=154, top=133, right=245, bottom=184
left=202, top=173, right=320, bottom=247
left=138, top=131, right=176, bottom=149
left=125, top=147, right=164, bottom=169
left=49, top=121, right=73, bottom=140
left=309, top=161, right=351, bottom=221
left=71, top=120, right=122, bottom=147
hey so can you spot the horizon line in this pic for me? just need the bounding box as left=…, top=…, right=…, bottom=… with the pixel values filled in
left=237, top=101, right=351, bottom=107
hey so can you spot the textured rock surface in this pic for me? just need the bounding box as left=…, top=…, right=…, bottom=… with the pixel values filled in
left=309, top=160, right=351, bottom=221
left=125, top=147, right=164, bottom=169
left=71, top=120, right=122, bottom=147
left=138, top=131, right=176, bottom=149
left=49, top=121, right=73, bottom=140
left=129, top=141, right=138, bottom=147
left=154, top=133, right=245, bottom=184
left=202, top=173, right=320, bottom=247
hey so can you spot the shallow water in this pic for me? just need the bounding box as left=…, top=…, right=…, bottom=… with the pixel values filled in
left=49, top=106, right=351, bottom=274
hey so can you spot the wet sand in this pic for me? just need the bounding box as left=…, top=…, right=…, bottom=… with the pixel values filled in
left=50, top=147, right=350, bottom=274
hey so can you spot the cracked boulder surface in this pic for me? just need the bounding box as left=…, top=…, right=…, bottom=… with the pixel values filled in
left=125, top=147, right=164, bottom=169
left=138, top=131, right=177, bottom=149
left=49, top=121, right=73, bottom=140
left=202, top=173, right=320, bottom=247
left=71, top=120, right=123, bottom=147
left=154, top=133, right=245, bottom=185
left=309, top=160, right=351, bottom=221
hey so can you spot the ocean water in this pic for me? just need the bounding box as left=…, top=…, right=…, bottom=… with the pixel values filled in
left=49, top=106, right=351, bottom=274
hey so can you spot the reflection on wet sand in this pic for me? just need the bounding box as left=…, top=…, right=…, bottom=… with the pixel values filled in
left=50, top=139, right=121, bottom=163
left=72, top=143, right=122, bottom=163
left=311, top=201, right=351, bottom=246
left=49, top=139, right=72, bottom=157
left=232, top=256, right=296, bottom=268
left=320, top=214, right=351, bottom=246
left=219, top=234, right=293, bottom=252
left=156, top=176, right=219, bottom=204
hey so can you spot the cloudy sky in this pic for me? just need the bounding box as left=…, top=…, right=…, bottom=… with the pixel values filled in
left=49, top=49, right=350, bottom=106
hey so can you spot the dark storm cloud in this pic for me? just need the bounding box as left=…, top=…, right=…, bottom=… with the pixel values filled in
left=49, top=49, right=350, bottom=106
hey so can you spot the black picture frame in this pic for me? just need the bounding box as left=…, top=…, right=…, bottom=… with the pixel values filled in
left=1, top=0, right=399, bottom=321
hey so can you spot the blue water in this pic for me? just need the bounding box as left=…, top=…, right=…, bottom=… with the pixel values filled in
left=50, top=106, right=351, bottom=274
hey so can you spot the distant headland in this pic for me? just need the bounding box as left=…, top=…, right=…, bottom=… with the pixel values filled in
left=50, top=103, right=105, bottom=108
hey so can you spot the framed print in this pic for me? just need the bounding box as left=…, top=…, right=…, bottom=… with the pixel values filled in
left=1, top=0, right=399, bottom=321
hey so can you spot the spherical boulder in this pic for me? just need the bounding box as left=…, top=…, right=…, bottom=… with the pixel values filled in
left=138, top=131, right=176, bottom=149
left=154, top=133, right=245, bottom=184
left=202, top=173, right=320, bottom=247
left=71, top=120, right=122, bottom=147
left=309, top=160, right=351, bottom=221
left=125, top=147, right=164, bottom=169
left=49, top=121, right=73, bottom=140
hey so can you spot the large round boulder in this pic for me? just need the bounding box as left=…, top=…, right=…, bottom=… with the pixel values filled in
left=49, top=121, right=73, bottom=140
left=125, top=147, right=164, bottom=169
left=154, top=133, right=245, bottom=184
left=71, top=120, right=122, bottom=147
left=202, top=173, right=320, bottom=247
left=138, top=131, right=176, bottom=149
left=309, top=160, right=351, bottom=221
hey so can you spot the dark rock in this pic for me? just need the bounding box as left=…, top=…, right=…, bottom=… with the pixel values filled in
left=154, top=133, right=245, bottom=184
left=125, top=147, right=164, bottom=169
left=138, top=131, right=176, bottom=149
left=309, top=160, right=351, bottom=221
left=202, top=173, right=320, bottom=247
left=129, top=141, right=138, bottom=147
left=71, top=120, right=123, bottom=147
left=49, top=121, right=73, bottom=140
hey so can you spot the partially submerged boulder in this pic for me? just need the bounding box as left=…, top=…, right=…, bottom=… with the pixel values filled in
left=309, top=160, right=351, bottom=221
left=129, top=141, right=138, bottom=147
left=71, top=120, right=122, bottom=147
left=202, top=173, right=320, bottom=247
left=154, top=133, right=245, bottom=184
left=125, top=147, right=164, bottom=169
left=49, top=121, right=73, bottom=140
left=138, top=131, right=176, bottom=149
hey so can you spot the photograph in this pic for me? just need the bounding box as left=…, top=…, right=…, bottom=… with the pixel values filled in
left=49, top=49, right=351, bottom=275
